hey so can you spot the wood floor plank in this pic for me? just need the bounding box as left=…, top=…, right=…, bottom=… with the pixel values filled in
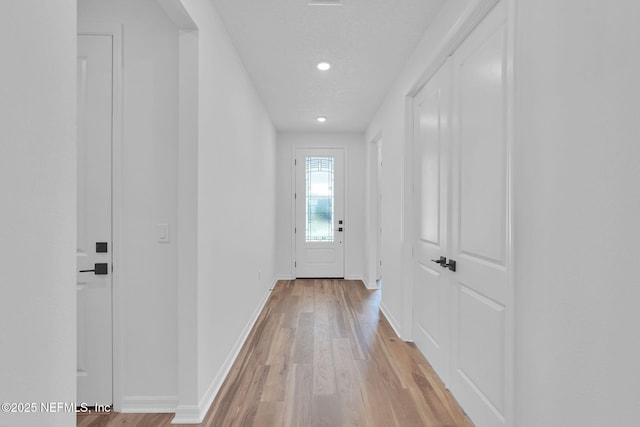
left=311, top=395, right=342, bottom=427
left=328, top=299, right=348, bottom=338
left=293, top=311, right=314, bottom=363
left=80, top=279, right=473, bottom=427
left=389, top=388, right=431, bottom=427
left=332, top=337, right=356, bottom=395
left=283, top=363, right=313, bottom=427
left=356, top=360, right=398, bottom=427
left=313, top=292, right=336, bottom=396
left=252, top=401, right=284, bottom=427
left=261, top=324, right=294, bottom=402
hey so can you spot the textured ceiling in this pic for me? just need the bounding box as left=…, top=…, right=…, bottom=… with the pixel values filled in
left=211, top=0, right=444, bottom=132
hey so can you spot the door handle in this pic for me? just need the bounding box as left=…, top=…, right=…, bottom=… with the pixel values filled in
left=446, top=259, right=456, bottom=272
left=79, top=263, right=108, bottom=275
left=431, top=256, right=447, bottom=266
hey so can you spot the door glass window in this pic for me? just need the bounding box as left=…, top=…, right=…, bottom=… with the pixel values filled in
left=306, top=156, right=334, bottom=242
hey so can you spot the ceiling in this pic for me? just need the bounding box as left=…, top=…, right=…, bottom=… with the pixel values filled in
left=211, top=0, right=445, bottom=132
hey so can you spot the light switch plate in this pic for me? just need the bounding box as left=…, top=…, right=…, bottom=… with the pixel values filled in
left=157, top=224, right=169, bottom=243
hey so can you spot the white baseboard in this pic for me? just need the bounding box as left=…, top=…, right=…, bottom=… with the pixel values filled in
left=275, top=274, right=294, bottom=281
left=360, top=275, right=379, bottom=290
left=345, top=275, right=379, bottom=290
left=172, top=404, right=201, bottom=424
left=379, top=301, right=403, bottom=339
left=120, top=395, right=178, bottom=413
left=172, top=280, right=275, bottom=424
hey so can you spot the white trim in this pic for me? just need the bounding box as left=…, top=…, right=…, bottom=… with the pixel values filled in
left=290, top=143, right=297, bottom=277
left=176, top=27, right=200, bottom=420
left=276, top=274, right=295, bottom=281
left=172, top=283, right=274, bottom=424
left=407, top=0, right=501, bottom=97
left=379, top=302, right=403, bottom=340
left=345, top=276, right=377, bottom=290
left=172, top=404, right=201, bottom=424
left=365, top=132, right=382, bottom=291
left=77, top=22, right=124, bottom=412
left=120, top=395, right=178, bottom=413
left=364, top=278, right=379, bottom=290
left=504, top=0, right=516, bottom=424
left=342, top=145, right=349, bottom=279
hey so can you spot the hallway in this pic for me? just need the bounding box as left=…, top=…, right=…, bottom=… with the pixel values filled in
left=78, top=280, right=472, bottom=426
left=4, top=1, right=640, bottom=426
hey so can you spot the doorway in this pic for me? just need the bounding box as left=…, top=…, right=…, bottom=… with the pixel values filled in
left=76, top=30, right=116, bottom=406
left=294, top=148, right=345, bottom=278
left=77, top=23, right=123, bottom=408
left=409, top=2, right=513, bottom=425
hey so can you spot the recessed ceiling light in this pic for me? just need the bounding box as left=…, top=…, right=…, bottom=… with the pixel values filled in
left=317, top=62, right=331, bottom=71
left=317, top=116, right=327, bottom=123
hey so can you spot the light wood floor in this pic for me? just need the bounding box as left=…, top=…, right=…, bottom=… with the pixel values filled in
left=78, top=279, right=472, bottom=427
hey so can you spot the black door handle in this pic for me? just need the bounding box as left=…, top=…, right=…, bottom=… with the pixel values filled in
left=446, top=259, right=456, bottom=272
left=431, top=256, right=447, bottom=266
left=79, top=263, right=108, bottom=275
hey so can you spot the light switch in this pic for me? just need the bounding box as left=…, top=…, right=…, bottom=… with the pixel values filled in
left=157, top=224, right=169, bottom=243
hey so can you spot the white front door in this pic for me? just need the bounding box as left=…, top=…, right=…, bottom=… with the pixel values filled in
left=77, top=34, right=113, bottom=406
left=449, top=3, right=510, bottom=426
left=412, top=59, right=452, bottom=385
left=295, top=148, right=345, bottom=278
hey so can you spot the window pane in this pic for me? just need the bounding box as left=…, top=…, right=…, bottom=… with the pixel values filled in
left=306, top=156, right=334, bottom=242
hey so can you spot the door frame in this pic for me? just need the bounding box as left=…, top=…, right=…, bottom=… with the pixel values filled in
left=77, top=22, right=124, bottom=411
left=292, top=144, right=348, bottom=278
left=366, top=133, right=382, bottom=288
left=403, top=0, right=514, bottom=424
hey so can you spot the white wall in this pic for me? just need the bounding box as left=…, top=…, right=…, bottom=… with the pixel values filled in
left=276, top=133, right=366, bottom=281
left=0, top=2, right=77, bottom=426
left=514, top=0, right=640, bottom=425
left=78, top=0, right=180, bottom=410
left=79, top=0, right=277, bottom=420
left=176, top=0, right=278, bottom=420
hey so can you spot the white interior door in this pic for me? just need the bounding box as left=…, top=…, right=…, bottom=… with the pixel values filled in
left=295, top=148, right=345, bottom=278
left=77, top=34, right=113, bottom=406
left=449, top=3, right=510, bottom=426
left=412, top=59, right=452, bottom=385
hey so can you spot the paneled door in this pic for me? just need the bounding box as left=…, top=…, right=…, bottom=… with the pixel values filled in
left=295, top=148, right=345, bottom=278
left=412, top=59, right=452, bottom=385
left=77, top=34, right=113, bottom=405
left=449, top=2, right=511, bottom=426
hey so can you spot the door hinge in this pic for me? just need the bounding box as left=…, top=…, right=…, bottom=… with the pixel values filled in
left=294, top=227, right=296, bottom=234
left=294, top=261, right=297, bottom=267
left=295, top=193, right=297, bottom=199
left=295, top=159, right=297, bottom=165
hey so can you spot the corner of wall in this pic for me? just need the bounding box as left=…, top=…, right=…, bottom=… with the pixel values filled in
left=177, top=285, right=273, bottom=424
